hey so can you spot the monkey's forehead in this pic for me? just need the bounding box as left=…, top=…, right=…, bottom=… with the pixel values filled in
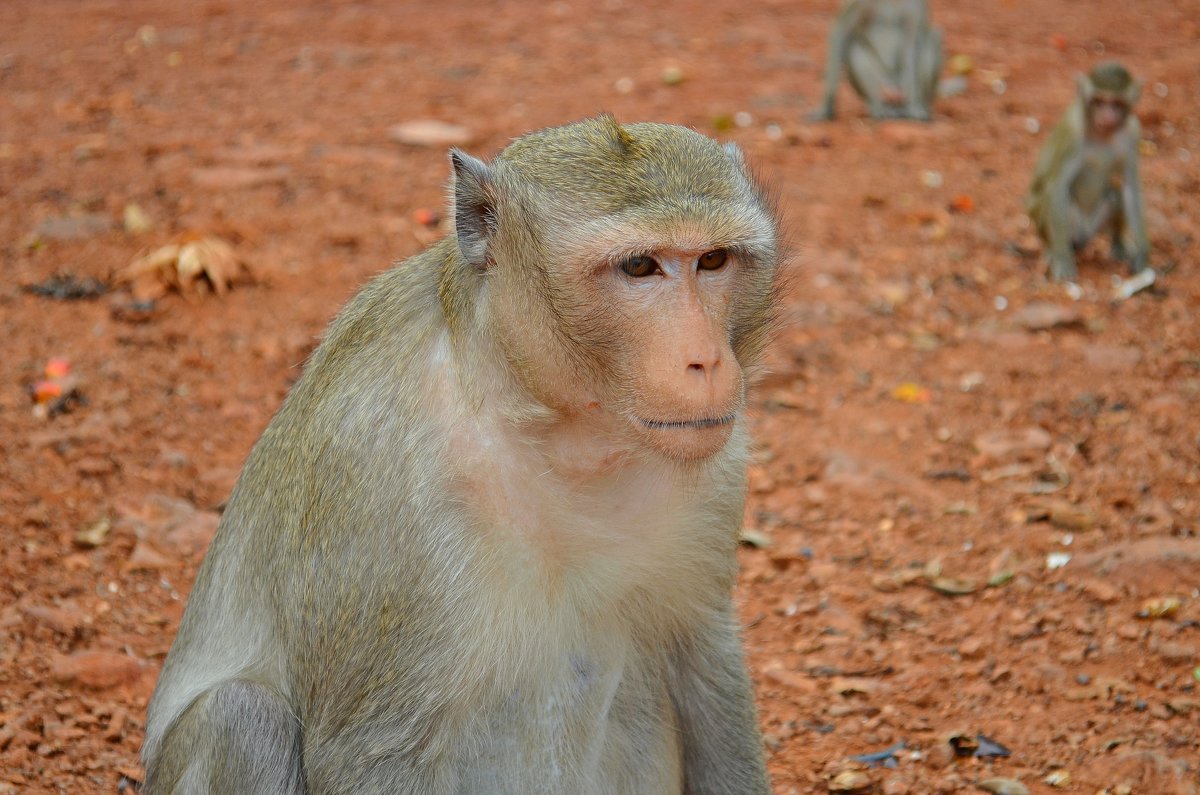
left=495, top=121, right=750, bottom=210
left=499, top=118, right=724, bottom=162
left=497, top=157, right=759, bottom=220
left=1089, top=61, right=1136, bottom=92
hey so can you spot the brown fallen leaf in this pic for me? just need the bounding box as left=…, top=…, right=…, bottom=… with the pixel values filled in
left=928, top=575, right=978, bottom=596
left=1136, top=596, right=1182, bottom=619
left=827, top=768, right=872, bottom=791
left=1050, top=504, right=1094, bottom=530
left=118, top=234, right=246, bottom=300
left=74, top=517, right=112, bottom=548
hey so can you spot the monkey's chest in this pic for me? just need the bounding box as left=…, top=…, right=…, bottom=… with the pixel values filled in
left=1071, top=147, right=1123, bottom=207
left=453, top=652, right=683, bottom=793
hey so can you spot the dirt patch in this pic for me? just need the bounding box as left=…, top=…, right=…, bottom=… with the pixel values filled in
left=2, top=0, right=1198, bottom=792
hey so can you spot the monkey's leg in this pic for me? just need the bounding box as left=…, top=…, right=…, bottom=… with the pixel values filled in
left=808, top=34, right=846, bottom=121
left=1042, top=200, right=1086, bottom=282
left=1109, top=191, right=1149, bottom=273
left=909, top=27, right=942, bottom=120
left=1109, top=213, right=1140, bottom=273
left=144, top=680, right=305, bottom=795
left=846, top=41, right=905, bottom=119
left=1046, top=234, right=1084, bottom=283
left=1081, top=193, right=1119, bottom=246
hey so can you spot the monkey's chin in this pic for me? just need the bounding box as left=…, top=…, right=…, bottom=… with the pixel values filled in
left=634, top=415, right=736, bottom=462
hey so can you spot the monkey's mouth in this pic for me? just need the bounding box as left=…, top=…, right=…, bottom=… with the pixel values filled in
left=636, top=414, right=735, bottom=431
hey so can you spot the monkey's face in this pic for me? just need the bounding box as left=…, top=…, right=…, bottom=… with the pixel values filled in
left=1087, top=94, right=1129, bottom=142
left=454, top=117, right=780, bottom=464
left=486, top=229, right=775, bottom=464
left=603, top=246, right=746, bottom=462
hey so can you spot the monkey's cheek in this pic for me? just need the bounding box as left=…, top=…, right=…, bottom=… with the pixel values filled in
left=636, top=421, right=735, bottom=462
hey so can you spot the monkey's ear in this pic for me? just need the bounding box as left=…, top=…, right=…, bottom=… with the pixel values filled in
left=724, top=142, right=747, bottom=171
left=450, top=150, right=497, bottom=269
left=1076, top=72, right=1094, bottom=100
left=1126, top=79, right=1143, bottom=105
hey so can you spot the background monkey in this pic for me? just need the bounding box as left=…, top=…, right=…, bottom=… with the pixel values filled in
left=140, top=116, right=779, bottom=794
left=809, top=0, right=943, bottom=121
left=1027, top=61, right=1149, bottom=283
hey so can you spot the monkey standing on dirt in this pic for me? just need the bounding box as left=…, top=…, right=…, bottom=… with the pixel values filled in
left=1027, top=61, right=1150, bottom=283
left=140, top=115, right=780, bottom=794
left=809, top=0, right=943, bottom=121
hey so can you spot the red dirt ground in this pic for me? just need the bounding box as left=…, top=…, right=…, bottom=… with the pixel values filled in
left=2, top=1, right=1199, bottom=792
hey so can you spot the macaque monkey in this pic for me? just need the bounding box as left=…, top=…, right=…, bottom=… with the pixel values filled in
left=140, top=115, right=780, bottom=794
left=1027, top=61, right=1149, bottom=282
left=809, top=0, right=943, bottom=121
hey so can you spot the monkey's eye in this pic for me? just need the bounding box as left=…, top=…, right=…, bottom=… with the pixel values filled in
left=1090, top=97, right=1126, bottom=113
left=619, top=255, right=660, bottom=278
left=697, top=249, right=728, bottom=271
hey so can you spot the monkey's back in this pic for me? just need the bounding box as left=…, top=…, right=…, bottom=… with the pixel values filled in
left=142, top=242, right=454, bottom=771
left=1027, top=107, right=1080, bottom=233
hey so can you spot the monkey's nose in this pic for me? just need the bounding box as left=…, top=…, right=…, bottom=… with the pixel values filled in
left=684, top=345, right=726, bottom=395
left=686, top=359, right=718, bottom=382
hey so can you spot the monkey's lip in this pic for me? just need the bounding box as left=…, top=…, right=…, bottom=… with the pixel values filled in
left=635, top=414, right=735, bottom=431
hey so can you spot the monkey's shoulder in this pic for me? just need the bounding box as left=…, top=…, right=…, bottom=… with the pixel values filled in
left=329, top=241, right=453, bottom=336
left=1031, top=113, right=1079, bottom=171
left=290, top=242, right=455, bottom=394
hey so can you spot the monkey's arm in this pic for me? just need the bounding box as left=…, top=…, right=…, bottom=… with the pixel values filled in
left=670, top=611, right=771, bottom=794
left=1032, top=112, right=1089, bottom=283
left=143, top=680, right=305, bottom=795
left=1119, top=124, right=1150, bottom=272
left=809, top=1, right=867, bottom=121
left=900, top=0, right=933, bottom=119
left=1043, top=151, right=1086, bottom=281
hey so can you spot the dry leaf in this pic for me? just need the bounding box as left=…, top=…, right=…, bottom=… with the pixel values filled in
left=119, top=234, right=245, bottom=299
left=1136, top=597, right=1181, bottom=619
left=74, top=518, right=112, bottom=549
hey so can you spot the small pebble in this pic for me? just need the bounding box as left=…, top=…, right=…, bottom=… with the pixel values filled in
left=977, top=778, right=1030, bottom=795
left=660, top=65, right=684, bottom=86
left=1155, top=641, right=1196, bottom=664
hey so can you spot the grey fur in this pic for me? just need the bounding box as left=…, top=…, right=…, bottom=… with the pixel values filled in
left=141, top=117, right=778, bottom=795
